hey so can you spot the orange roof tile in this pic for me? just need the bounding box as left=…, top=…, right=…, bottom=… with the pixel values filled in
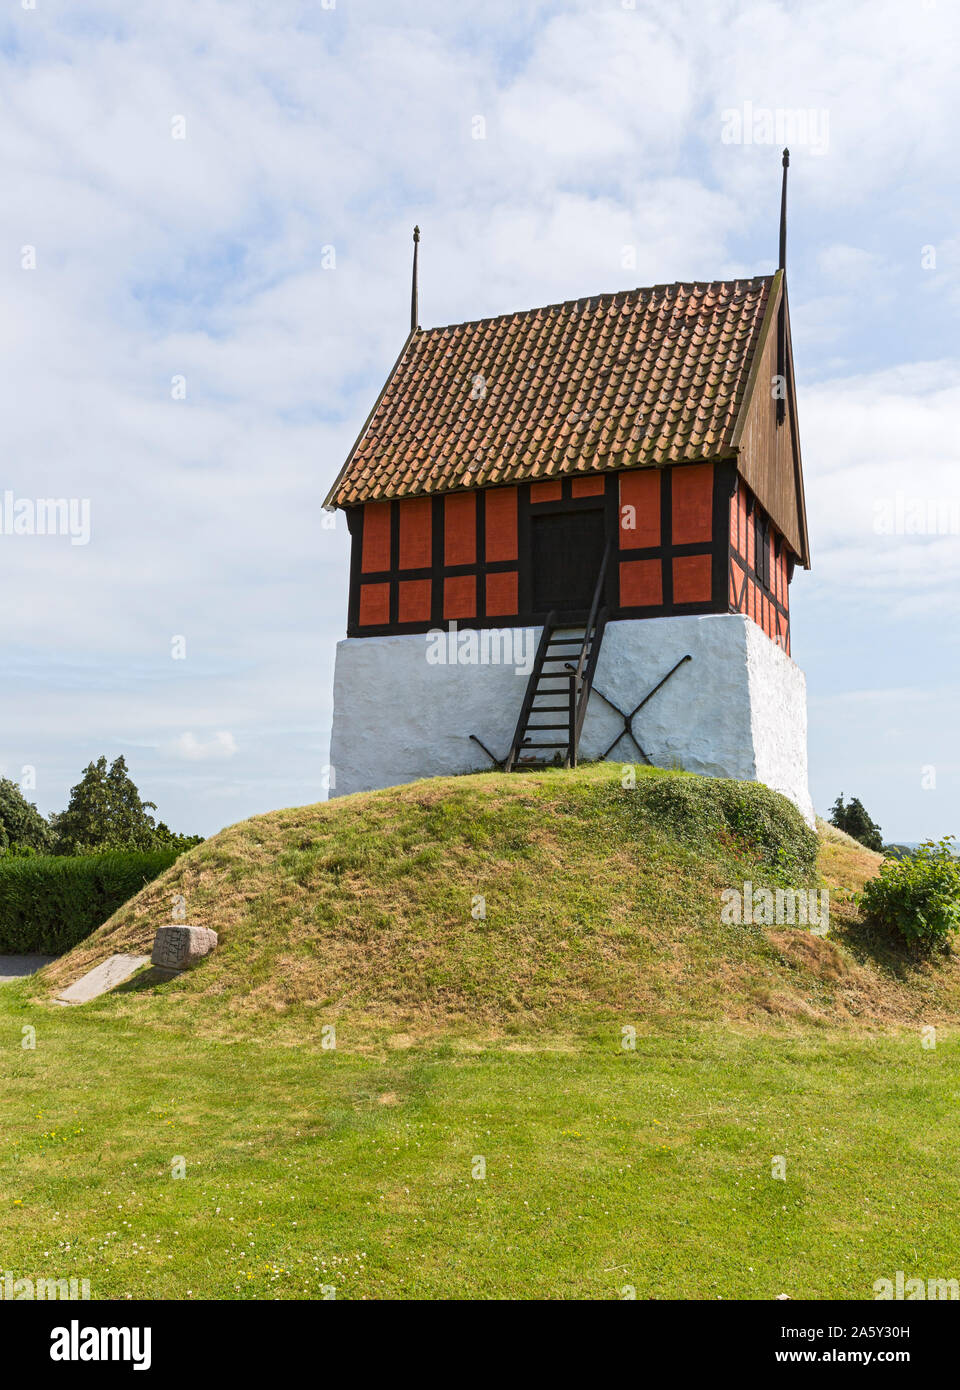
left=327, top=275, right=773, bottom=507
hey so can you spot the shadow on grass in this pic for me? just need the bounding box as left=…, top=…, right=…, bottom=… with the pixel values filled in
left=112, top=965, right=183, bottom=995
left=833, top=918, right=950, bottom=981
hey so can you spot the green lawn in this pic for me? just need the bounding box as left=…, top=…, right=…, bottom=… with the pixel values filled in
left=2, top=981, right=957, bottom=1300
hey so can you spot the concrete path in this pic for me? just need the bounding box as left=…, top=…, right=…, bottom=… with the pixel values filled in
left=0, top=954, right=56, bottom=983
left=56, top=953, right=150, bottom=1005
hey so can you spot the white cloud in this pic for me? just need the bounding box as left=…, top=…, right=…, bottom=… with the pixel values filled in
left=170, top=732, right=238, bottom=762
left=0, top=0, right=957, bottom=840
left=816, top=244, right=885, bottom=282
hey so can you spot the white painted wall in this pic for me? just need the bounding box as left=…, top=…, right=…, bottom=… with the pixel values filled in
left=328, top=614, right=815, bottom=824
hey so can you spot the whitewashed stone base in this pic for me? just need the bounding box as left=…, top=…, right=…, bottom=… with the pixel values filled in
left=328, top=614, right=814, bottom=825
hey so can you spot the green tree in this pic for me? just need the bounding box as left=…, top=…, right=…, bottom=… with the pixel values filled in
left=0, top=778, right=52, bottom=855
left=829, top=793, right=884, bottom=853
left=860, top=836, right=960, bottom=954
left=49, top=755, right=192, bottom=855
left=152, top=822, right=205, bottom=853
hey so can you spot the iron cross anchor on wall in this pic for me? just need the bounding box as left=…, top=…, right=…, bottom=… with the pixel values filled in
left=572, top=653, right=693, bottom=764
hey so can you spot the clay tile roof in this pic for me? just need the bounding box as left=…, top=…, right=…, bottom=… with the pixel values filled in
left=327, top=275, right=773, bottom=507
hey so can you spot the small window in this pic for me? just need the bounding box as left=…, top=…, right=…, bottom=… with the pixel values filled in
left=754, top=513, right=770, bottom=589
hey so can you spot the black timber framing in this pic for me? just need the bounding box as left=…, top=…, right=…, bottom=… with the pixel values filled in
left=345, top=505, right=364, bottom=636
left=345, top=465, right=794, bottom=638
left=712, top=459, right=738, bottom=612
left=727, top=476, right=792, bottom=652
left=429, top=494, right=444, bottom=627
left=614, top=464, right=721, bottom=621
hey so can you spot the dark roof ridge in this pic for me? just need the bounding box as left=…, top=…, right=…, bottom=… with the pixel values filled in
left=419, top=274, right=774, bottom=337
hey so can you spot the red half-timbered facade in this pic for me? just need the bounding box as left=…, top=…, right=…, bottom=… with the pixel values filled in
left=347, top=463, right=796, bottom=652
left=329, top=269, right=809, bottom=654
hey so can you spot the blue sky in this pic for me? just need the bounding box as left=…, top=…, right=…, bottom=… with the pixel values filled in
left=1, top=0, right=957, bottom=843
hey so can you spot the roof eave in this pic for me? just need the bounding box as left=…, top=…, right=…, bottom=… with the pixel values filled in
left=728, top=269, right=810, bottom=568
left=729, top=269, right=782, bottom=452
left=783, top=287, right=811, bottom=568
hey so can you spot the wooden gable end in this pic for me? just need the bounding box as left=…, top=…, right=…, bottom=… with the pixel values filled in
left=730, top=272, right=809, bottom=566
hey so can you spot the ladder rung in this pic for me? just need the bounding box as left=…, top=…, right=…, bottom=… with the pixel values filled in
left=507, top=572, right=607, bottom=773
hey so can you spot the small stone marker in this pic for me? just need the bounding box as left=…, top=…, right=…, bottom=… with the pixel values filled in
left=56, top=953, right=150, bottom=1005
left=150, top=924, right=218, bottom=974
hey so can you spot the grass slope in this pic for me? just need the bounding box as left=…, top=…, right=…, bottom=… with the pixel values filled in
left=38, top=764, right=960, bottom=1038
left=3, top=766, right=959, bottom=1300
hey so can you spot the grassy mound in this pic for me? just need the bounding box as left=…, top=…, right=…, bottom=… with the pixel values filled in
left=9, top=766, right=960, bottom=1301
left=39, top=764, right=960, bottom=1038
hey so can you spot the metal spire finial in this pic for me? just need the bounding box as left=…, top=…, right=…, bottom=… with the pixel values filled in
left=776, top=151, right=790, bottom=424
left=411, top=225, right=420, bottom=332
left=778, top=148, right=789, bottom=271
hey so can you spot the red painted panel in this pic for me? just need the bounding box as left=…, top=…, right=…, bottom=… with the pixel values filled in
left=444, top=574, right=476, bottom=620
left=398, top=496, right=432, bottom=570
left=619, top=558, right=663, bottom=607
left=397, top=579, right=431, bottom=624
left=485, top=487, right=518, bottom=562
left=358, top=581, right=390, bottom=627
left=729, top=490, right=738, bottom=549
left=361, top=502, right=391, bottom=573
left=484, top=570, right=518, bottom=617
left=672, top=554, right=712, bottom=604
left=738, top=488, right=748, bottom=559
left=530, top=479, right=562, bottom=502
left=672, top=463, right=713, bottom=545
left=730, top=559, right=746, bottom=610
left=619, top=470, right=660, bottom=549
left=444, top=492, right=476, bottom=566
left=571, top=475, right=605, bottom=498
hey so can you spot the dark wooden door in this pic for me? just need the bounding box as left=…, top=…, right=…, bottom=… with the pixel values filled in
left=531, top=508, right=606, bottom=614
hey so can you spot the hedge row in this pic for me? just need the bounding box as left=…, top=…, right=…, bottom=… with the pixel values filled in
left=0, top=848, right=181, bottom=954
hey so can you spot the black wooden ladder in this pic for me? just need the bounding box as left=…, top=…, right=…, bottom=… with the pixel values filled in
left=504, top=547, right=610, bottom=772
